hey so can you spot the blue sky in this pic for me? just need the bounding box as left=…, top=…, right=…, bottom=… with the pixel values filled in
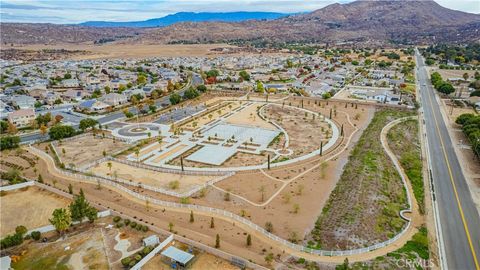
left=1, top=0, right=479, bottom=24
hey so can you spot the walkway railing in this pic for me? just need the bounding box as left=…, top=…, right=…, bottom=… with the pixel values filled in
left=29, top=145, right=412, bottom=257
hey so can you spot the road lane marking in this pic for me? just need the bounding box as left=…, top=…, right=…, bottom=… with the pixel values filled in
left=424, top=83, right=480, bottom=270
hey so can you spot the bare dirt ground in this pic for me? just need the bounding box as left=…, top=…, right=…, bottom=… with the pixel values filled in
left=436, top=69, right=477, bottom=80
left=11, top=227, right=109, bottom=270
left=90, top=160, right=213, bottom=193
left=27, top=122, right=422, bottom=266
left=56, top=134, right=129, bottom=168
left=143, top=250, right=243, bottom=270
left=169, top=148, right=271, bottom=168
left=0, top=148, right=38, bottom=179
left=181, top=101, right=241, bottom=131
left=263, top=102, right=339, bottom=158
left=0, top=186, right=70, bottom=236
left=14, top=43, right=238, bottom=59
left=226, top=103, right=277, bottom=130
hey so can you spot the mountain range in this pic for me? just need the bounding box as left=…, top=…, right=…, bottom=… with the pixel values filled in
left=78, top=12, right=290, bottom=28
left=1, top=0, right=479, bottom=46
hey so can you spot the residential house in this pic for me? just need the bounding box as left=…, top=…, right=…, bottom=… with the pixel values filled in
left=63, top=89, right=89, bottom=102
left=62, top=79, right=80, bottom=88
left=7, top=108, right=36, bottom=128
left=9, top=95, right=36, bottom=109
left=122, top=88, right=145, bottom=100
left=75, top=99, right=110, bottom=113
left=101, top=93, right=128, bottom=107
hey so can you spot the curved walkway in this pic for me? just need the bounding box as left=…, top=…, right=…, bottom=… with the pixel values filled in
left=211, top=109, right=355, bottom=207
left=28, top=116, right=421, bottom=263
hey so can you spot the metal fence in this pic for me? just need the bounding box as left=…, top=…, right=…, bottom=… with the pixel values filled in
left=29, top=145, right=411, bottom=257
left=0, top=181, right=35, bottom=191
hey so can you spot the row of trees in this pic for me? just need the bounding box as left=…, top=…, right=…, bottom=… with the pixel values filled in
left=49, top=189, right=98, bottom=235
left=430, top=72, right=455, bottom=95
left=456, top=114, right=480, bottom=157
left=0, top=135, right=20, bottom=150
left=169, top=85, right=206, bottom=105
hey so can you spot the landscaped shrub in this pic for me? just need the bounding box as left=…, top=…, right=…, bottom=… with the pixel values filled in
left=121, top=257, right=131, bottom=267
left=113, top=216, right=121, bottom=223
left=142, top=225, right=148, bottom=232
left=30, top=231, right=41, bottom=241
left=15, top=225, right=27, bottom=235
left=124, top=219, right=131, bottom=226
left=136, top=224, right=143, bottom=231
left=1, top=232, right=24, bottom=249
left=116, top=223, right=124, bottom=228
left=130, top=222, right=137, bottom=228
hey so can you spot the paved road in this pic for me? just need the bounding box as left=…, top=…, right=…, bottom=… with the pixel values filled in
left=20, top=73, right=198, bottom=143
left=416, top=49, right=480, bottom=270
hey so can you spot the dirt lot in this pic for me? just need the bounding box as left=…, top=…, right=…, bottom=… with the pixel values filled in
left=11, top=227, right=109, bottom=270
left=263, top=104, right=333, bottom=158
left=15, top=43, right=239, bottom=59
left=435, top=69, right=477, bottom=80
left=56, top=134, right=130, bottom=168
left=143, top=250, right=243, bottom=270
left=181, top=101, right=241, bottom=131
left=0, top=186, right=70, bottom=236
left=0, top=148, right=38, bottom=180
left=91, top=160, right=213, bottom=193
left=226, top=103, right=277, bottom=130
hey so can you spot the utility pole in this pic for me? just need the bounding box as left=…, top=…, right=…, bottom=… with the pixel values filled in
left=320, top=141, right=323, bottom=156
left=267, top=154, right=270, bottom=170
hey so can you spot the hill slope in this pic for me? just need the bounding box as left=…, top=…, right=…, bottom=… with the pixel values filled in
left=1, top=0, right=479, bottom=46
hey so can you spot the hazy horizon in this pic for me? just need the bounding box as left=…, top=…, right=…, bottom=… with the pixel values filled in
left=1, top=0, right=478, bottom=24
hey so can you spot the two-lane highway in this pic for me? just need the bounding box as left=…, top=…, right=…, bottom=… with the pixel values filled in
left=416, top=49, right=480, bottom=270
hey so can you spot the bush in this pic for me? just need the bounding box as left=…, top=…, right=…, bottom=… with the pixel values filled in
left=30, top=231, right=41, bottom=241
left=121, top=257, right=131, bottom=267
left=15, top=225, right=28, bottom=236
left=143, top=246, right=153, bottom=254
left=124, top=219, right=131, bottom=226
left=142, top=225, right=149, bottom=232
left=113, top=216, right=121, bottom=223
left=0, top=136, right=20, bottom=150
left=116, top=223, right=124, bottom=228
left=1, top=232, right=24, bottom=249
left=130, top=222, right=137, bottom=228
left=136, top=224, right=143, bottom=231
left=49, top=124, right=77, bottom=140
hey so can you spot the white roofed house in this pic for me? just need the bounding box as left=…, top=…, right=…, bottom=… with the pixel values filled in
left=9, top=95, right=36, bottom=109
left=122, top=88, right=145, bottom=100
left=101, top=93, right=128, bottom=107
left=43, top=92, right=61, bottom=105
left=62, top=79, right=80, bottom=88
left=7, top=108, right=36, bottom=128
